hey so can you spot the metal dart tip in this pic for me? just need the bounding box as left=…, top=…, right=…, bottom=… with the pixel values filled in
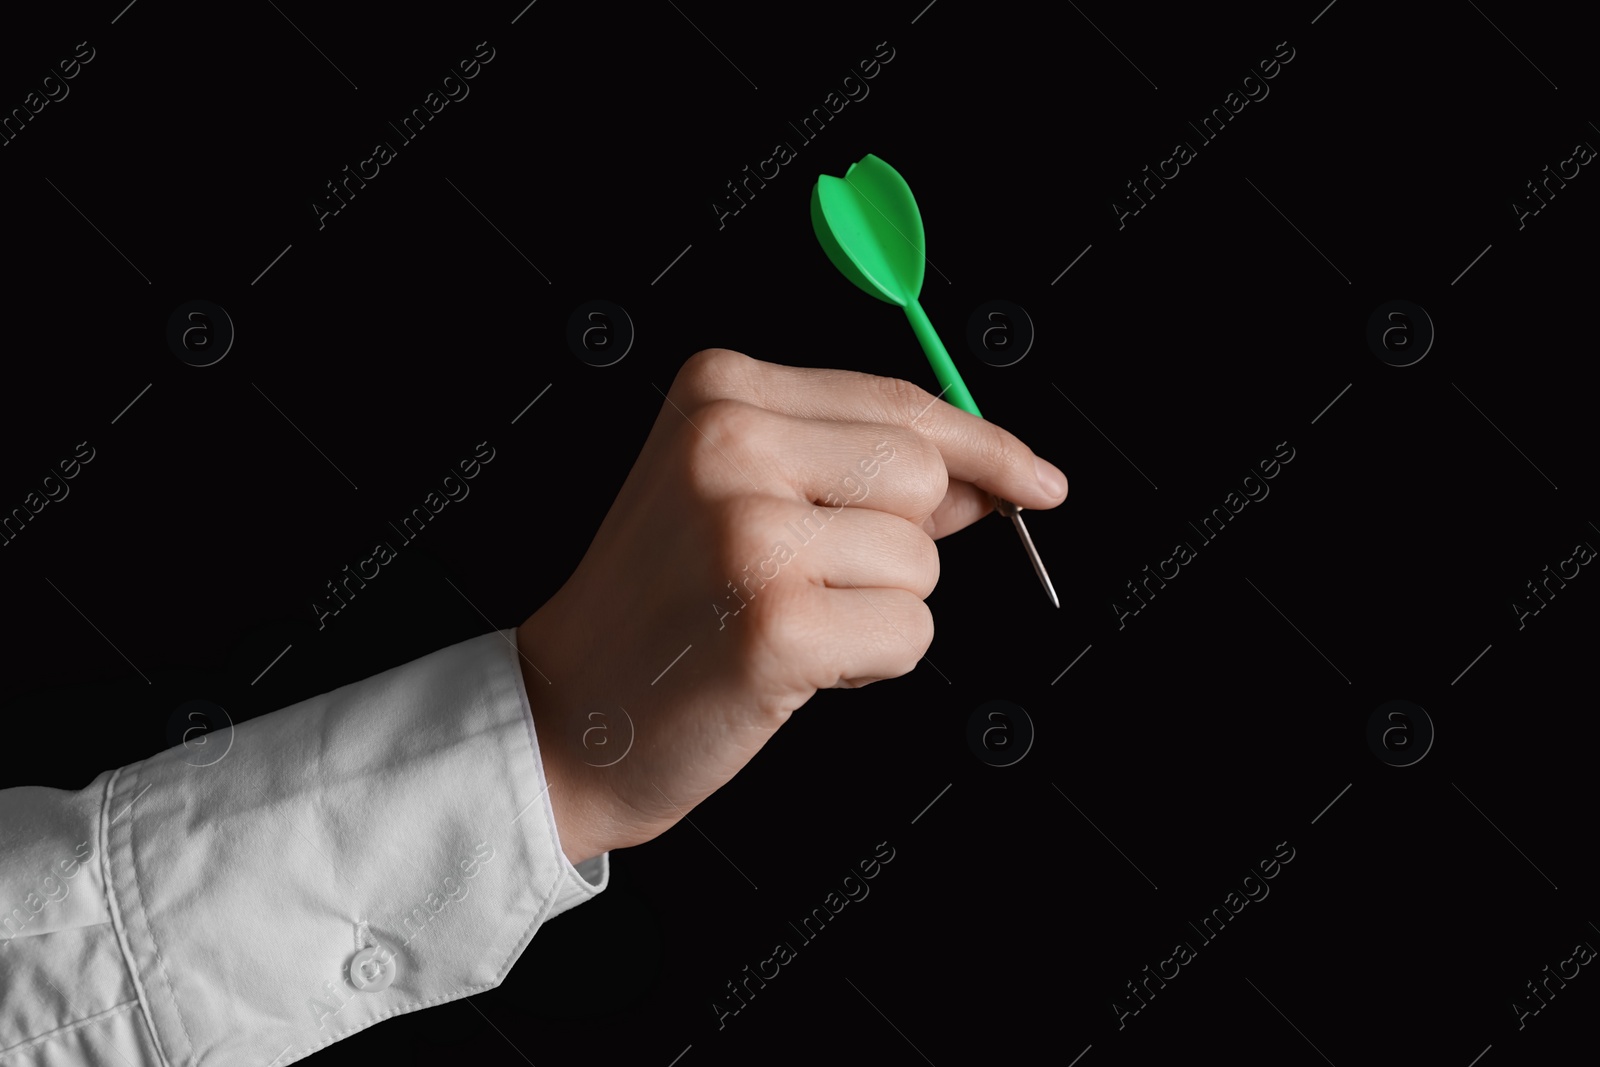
left=993, top=497, right=1060, bottom=608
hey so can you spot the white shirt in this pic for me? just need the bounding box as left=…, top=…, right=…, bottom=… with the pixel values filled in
left=0, top=629, right=608, bottom=1066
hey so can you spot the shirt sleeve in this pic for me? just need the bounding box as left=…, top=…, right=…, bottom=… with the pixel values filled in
left=0, top=627, right=607, bottom=1066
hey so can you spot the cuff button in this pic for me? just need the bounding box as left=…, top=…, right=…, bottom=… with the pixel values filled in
left=348, top=945, right=396, bottom=992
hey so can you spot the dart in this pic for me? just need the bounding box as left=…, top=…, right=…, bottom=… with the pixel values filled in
left=811, top=153, right=1060, bottom=608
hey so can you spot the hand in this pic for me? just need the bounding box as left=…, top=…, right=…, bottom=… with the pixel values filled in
left=516, top=349, right=1068, bottom=864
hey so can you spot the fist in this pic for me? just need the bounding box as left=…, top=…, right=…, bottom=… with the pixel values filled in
left=516, top=349, right=1067, bottom=863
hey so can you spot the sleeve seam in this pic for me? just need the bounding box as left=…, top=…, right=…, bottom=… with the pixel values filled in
left=99, top=763, right=178, bottom=1067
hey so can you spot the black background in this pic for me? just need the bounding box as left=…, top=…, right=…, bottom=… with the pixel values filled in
left=2, top=1, right=1595, bottom=1064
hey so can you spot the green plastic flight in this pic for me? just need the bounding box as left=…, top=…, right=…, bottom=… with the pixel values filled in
left=810, top=153, right=980, bottom=417
left=810, top=153, right=1060, bottom=608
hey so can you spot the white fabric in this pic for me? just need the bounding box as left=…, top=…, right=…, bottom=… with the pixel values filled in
left=0, top=629, right=607, bottom=1065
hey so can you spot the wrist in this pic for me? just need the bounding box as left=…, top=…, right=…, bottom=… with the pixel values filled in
left=516, top=618, right=606, bottom=867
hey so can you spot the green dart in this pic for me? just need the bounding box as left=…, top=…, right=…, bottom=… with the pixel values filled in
left=811, top=152, right=1060, bottom=608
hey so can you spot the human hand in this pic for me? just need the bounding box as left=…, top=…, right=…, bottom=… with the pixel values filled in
left=516, top=349, right=1068, bottom=864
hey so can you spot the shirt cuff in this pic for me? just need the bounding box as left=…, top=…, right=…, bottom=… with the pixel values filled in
left=103, top=627, right=608, bottom=1066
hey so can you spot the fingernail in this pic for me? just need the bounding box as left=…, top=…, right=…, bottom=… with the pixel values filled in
left=922, top=516, right=938, bottom=537
left=1034, top=456, right=1067, bottom=499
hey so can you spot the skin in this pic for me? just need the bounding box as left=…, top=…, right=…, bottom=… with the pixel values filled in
left=516, top=349, right=1068, bottom=864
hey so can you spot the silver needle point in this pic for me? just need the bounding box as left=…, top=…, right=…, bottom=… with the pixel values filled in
left=993, top=497, right=1060, bottom=608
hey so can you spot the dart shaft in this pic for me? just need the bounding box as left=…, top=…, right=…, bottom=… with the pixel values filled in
left=903, top=299, right=980, bottom=418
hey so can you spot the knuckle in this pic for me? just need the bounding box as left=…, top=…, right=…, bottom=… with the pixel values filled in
left=986, top=423, right=1031, bottom=480
left=877, top=424, right=946, bottom=512
left=911, top=530, right=941, bottom=597
left=690, top=397, right=764, bottom=465
left=912, top=441, right=950, bottom=511
left=742, top=581, right=806, bottom=666
left=714, top=493, right=786, bottom=569
left=882, top=598, right=934, bottom=677
left=883, top=519, right=940, bottom=599
left=870, top=373, right=937, bottom=419
left=676, top=348, right=752, bottom=401
left=909, top=597, right=935, bottom=654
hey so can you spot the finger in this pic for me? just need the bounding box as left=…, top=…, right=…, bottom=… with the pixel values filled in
left=676, top=351, right=1069, bottom=513
left=823, top=585, right=935, bottom=688
left=923, top=480, right=996, bottom=539
left=781, top=506, right=939, bottom=600
left=686, top=400, right=947, bottom=525
left=749, top=584, right=933, bottom=692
